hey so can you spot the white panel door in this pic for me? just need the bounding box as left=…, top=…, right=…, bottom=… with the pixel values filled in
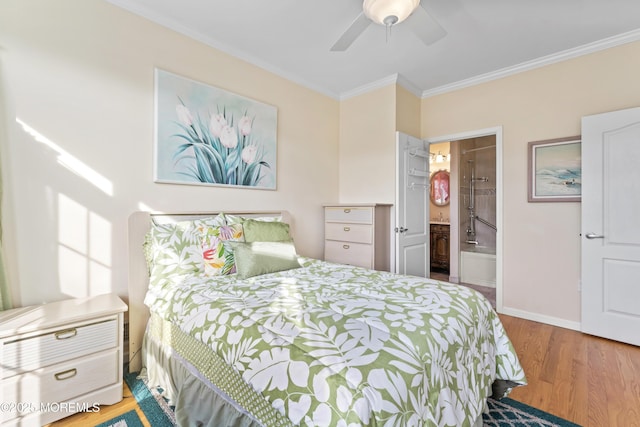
left=581, top=107, right=640, bottom=346
left=395, top=132, right=429, bottom=277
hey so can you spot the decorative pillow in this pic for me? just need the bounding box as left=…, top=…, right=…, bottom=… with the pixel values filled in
left=201, top=223, right=245, bottom=276
left=143, top=220, right=204, bottom=276
left=225, top=214, right=283, bottom=225
left=228, top=240, right=301, bottom=279
left=242, top=219, right=290, bottom=242
left=193, top=213, right=228, bottom=229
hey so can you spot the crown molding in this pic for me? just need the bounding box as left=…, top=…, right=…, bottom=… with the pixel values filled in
left=338, top=74, right=400, bottom=100
left=103, top=0, right=341, bottom=100
left=338, top=73, right=423, bottom=100
left=421, top=28, right=640, bottom=99
left=103, top=1, right=640, bottom=102
left=340, top=29, right=640, bottom=100
left=395, top=75, right=423, bottom=98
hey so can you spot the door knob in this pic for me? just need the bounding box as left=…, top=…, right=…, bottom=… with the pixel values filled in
left=395, top=227, right=409, bottom=233
left=585, top=232, right=604, bottom=239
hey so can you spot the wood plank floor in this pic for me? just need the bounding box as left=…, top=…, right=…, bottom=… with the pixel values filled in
left=500, top=314, right=640, bottom=427
left=49, top=314, right=640, bottom=427
left=47, top=381, right=151, bottom=427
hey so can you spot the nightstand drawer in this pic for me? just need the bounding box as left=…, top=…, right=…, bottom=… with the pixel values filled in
left=2, top=318, right=118, bottom=378
left=1, top=349, right=119, bottom=421
left=325, top=207, right=373, bottom=224
left=325, top=223, right=373, bottom=244
left=324, top=241, right=373, bottom=268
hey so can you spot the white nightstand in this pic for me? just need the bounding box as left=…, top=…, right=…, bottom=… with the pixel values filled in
left=0, top=293, right=127, bottom=426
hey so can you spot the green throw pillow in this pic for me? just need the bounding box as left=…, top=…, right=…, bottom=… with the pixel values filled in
left=229, top=240, right=301, bottom=279
left=242, top=219, right=290, bottom=242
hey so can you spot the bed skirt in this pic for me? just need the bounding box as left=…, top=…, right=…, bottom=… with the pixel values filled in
left=142, top=314, right=490, bottom=427
left=142, top=314, right=292, bottom=427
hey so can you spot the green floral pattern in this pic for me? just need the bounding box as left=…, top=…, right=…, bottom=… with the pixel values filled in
left=143, top=213, right=229, bottom=277
left=145, top=259, right=526, bottom=427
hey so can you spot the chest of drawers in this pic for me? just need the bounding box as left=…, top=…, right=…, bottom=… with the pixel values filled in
left=323, top=204, right=391, bottom=271
left=0, top=294, right=127, bottom=426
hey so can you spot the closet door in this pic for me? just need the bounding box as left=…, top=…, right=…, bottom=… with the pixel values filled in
left=581, top=107, right=640, bottom=346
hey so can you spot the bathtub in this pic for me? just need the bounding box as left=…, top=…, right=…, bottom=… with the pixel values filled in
left=460, top=245, right=496, bottom=288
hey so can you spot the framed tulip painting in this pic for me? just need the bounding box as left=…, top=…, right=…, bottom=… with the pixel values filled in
left=154, top=69, right=277, bottom=189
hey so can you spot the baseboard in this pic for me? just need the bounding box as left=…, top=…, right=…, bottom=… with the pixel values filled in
left=499, top=306, right=581, bottom=332
left=465, top=279, right=496, bottom=288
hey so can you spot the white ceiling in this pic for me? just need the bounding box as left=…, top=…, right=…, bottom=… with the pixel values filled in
left=105, top=0, right=640, bottom=99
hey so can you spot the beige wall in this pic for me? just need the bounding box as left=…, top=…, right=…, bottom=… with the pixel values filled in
left=0, top=0, right=339, bottom=306
left=339, top=84, right=422, bottom=204
left=422, top=40, right=640, bottom=325
left=339, top=85, right=396, bottom=203
left=396, top=85, right=421, bottom=137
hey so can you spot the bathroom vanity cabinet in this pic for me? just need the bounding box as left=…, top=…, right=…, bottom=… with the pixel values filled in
left=430, top=223, right=450, bottom=273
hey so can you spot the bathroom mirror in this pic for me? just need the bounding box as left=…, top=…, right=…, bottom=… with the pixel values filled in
left=430, top=170, right=450, bottom=206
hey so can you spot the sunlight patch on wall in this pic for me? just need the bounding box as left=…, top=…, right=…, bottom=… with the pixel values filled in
left=58, top=193, right=112, bottom=298
left=58, top=245, right=88, bottom=297
left=137, top=202, right=159, bottom=213
left=16, top=118, right=114, bottom=196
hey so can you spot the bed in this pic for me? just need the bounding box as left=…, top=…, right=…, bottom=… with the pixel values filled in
left=127, top=210, right=526, bottom=427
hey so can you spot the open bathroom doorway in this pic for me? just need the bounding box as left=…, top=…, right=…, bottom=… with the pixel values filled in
left=457, top=136, right=497, bottom=307
left=428, top=141, right=452, bottom=281
left=428, top=127, right=502, bottom=310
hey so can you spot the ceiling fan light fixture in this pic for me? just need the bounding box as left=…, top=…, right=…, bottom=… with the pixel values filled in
left=363, top=0, right=420, bottom=26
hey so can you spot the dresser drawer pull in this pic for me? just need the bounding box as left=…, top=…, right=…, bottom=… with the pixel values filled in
left=344, top=209, right=351, bottom=213
left=54, top=368, right=77, bottom=381
left=343, top=227, right=351, bottom=232
left=55, top=328, right=78, bottom=340
left=343, top=244, right=350, bottom=249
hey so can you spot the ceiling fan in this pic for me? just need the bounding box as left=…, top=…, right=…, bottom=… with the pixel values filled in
left=330, top=0, right=447, bottom=51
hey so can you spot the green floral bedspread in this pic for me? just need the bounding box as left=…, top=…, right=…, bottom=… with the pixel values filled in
left=145, top=259, right=526, bottom=426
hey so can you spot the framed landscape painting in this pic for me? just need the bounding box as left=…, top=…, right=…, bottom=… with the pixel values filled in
left=154, top=69, right=277, bottom=189
left=528, top=136, right=581, bottom=202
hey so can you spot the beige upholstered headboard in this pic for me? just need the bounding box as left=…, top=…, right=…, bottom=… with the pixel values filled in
left=127, top=210, right=292, bottom=372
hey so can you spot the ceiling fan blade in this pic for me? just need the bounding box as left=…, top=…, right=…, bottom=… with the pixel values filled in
left=405, top=4, right=447, bottom=46
left=330, top=13, right=371, bottom=51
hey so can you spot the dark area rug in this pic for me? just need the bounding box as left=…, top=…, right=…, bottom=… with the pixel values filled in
left=120, top=372, right=175, bottom=426
left=96, top=409, right=145, bottom=427
left=484, top=397, right=581, bottom=427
